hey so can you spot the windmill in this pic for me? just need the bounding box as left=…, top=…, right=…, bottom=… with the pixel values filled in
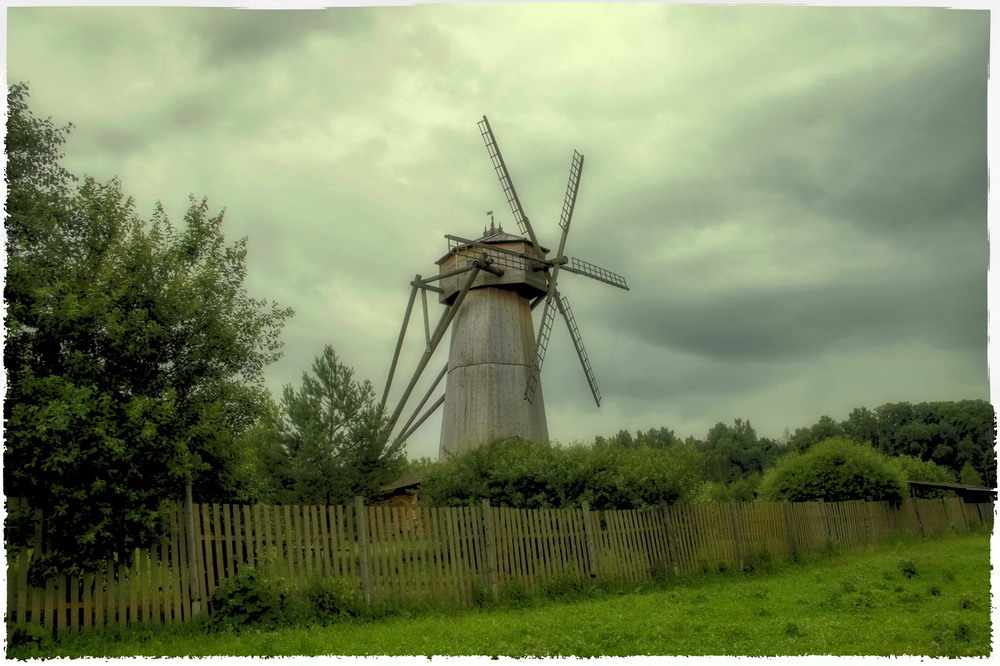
left=380, top=116, right=629, bottom=459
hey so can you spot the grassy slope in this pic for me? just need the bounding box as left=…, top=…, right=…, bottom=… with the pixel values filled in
left=11, top=529, right=992, bottom=658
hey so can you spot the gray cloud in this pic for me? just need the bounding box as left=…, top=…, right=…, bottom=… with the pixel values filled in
left=194, top=8, right=373, bottom=68
left=627, top=271, right=985, bottom=363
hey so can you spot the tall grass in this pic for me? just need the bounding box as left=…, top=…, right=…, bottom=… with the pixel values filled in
left=7, top=528, right=991, bottom=658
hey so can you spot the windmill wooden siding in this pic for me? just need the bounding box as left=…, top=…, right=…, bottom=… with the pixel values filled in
left=439, top=288, right=549, bottom=456
left=6, top=496, right=990, bottom=637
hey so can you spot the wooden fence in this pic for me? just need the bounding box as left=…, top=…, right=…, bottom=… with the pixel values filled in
left=5, top=496, right=992, bottom=636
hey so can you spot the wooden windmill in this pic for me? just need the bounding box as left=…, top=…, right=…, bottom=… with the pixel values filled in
left=381, top=116, right=629, bottom=459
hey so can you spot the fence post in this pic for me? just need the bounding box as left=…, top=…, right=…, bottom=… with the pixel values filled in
left=480, top=500, right=499, bottom=600
left=581, top=502, right=601, bottom=578
left=354, top=497, right=373, bottom=606
left=659, top=502, right=678, bottom=576
left=729, top=502, right=744, bottom=571
left=184, top=484, right=204, bottom=619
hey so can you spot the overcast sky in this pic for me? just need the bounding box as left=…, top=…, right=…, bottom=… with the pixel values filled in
left=5, top=1, right=993, bottom=460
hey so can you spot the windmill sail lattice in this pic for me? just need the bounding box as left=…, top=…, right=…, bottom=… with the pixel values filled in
left=382, top=116, right=629, bottom=459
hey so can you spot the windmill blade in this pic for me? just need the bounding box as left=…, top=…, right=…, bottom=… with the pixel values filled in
left=562, top=256, right=630, bottom=291
left=546, top=150, right=584, bottom=287
left=525, top=295, right=556, bottom=403
left=558, top=151, right=585, bottom=235
left=554, top=291, right=602, bottom=407
left=477, top=116, right=543, bottom=255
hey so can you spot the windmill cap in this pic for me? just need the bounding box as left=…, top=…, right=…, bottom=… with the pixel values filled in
left=475, top=227, right=550, bottom=253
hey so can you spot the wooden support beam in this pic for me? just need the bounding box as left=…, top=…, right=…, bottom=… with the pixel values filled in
left=397, top=363, right=448, bottom=439
left=396, top=394, right=446, bottom=445
left=387, top=265, right=481, bottom=432
left=380, top=280, right=420, bottom=410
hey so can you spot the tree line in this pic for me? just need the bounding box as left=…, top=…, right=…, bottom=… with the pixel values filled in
left=418, top=398, right=994, bottom=510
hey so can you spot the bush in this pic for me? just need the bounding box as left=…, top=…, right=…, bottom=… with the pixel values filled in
left=758, top=437, right=908, bottom=507
left=304, top=577, right=361, bottom=623
left=6, top=623, right=52, bottom=655
left=207, top=568, right=293, bottom=631
left=892, top=455, right=956, bottom=498
left=419, top=437, right=706, bottom=510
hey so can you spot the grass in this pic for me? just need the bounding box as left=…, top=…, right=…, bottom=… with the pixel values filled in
left=8, top=529, right=992, bottom=658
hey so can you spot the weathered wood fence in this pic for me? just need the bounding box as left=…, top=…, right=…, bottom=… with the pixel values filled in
left=5, top=496, right=992, bottom=636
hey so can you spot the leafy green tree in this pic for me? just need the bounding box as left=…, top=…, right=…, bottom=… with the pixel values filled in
left=420, top=438, right=705, bottom=510
left=758, top=437, right=908, bottom=507
left=959, top=462, right=985, bottom=486
left=4, top=84, right=292, bottom=581
left=263, top=346, right=404, bottom=505
left=892, top=455, right=956, bottom=499
left=788, top=414, right=843, bottom=452
left=699, top=418, right=782, bottom=483
left=635, top=426, right=681, bottom=449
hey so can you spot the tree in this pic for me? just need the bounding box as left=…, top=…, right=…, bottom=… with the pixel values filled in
left=4, top=84, right=292, bottom=581
left=700, top=418, right=780, bottom=483
left=758, top=437, right=908, bottom=507
left=788, top=415, right=842, bottom=452
left=892, top=454, right=956, bottom=499
left=263, top=345, right=405, bottom=505
left=959, top=462, right=985, bottom=486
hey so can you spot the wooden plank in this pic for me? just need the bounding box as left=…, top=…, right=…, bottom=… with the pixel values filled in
left=496, top=508, right=513, bottom=585
left=279, top=504, right=292, bottom=587
left=426, top=507, right=445, bottom=599
left=262, top=504, right=276, bottom=580
left=146, top=546, right=158, bottom=625
left=231, top=503, right=244, bottom=576
left=335, top=505, right=352, bottom=584
left=458, top=506, right=477, bottom=603
left=387, top=506, right=404, bottom=599
left=369, top=505, right=387, bottom=600
left=302, top=504, right=316, bottom=583
left=549, top=509, right=568, bottom=576
left=354, top=498, right=373, bottom=605
left=516, top=509, right=535, bottom=587
left=169, top=502, right=184, bottom=623
left=437, top=506, right=457, bottom=601
left=317, top=505, right=331, bottom=578
left=443, top=506, right=464, bottom=602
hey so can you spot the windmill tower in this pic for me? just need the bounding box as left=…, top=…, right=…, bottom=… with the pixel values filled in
left=381, top=116, right=629, bottom=459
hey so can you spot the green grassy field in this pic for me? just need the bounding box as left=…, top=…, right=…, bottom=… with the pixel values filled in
left=8, top=529, right=992, bottom=658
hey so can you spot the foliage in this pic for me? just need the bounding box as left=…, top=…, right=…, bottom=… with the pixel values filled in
left=594, top=426, right=681, bottom=449
left=304, top=577, right=362, bottom=623
left=958, top=462, right=984, bottom=486
left=700, top=419, right=785, bottom=483
left=207, top=568, right=294, bottom=631
left=5, top=622, right=53, bottom=656
left=892, top=455, right=956, bottom=498
left=758, top=437, right=908, bottom=506
left=3, top=83, right=292, bottom=582
left=419, top=438, right=705, bottom=510
left=787, top=400, right=995, bottom=486
left=693, top=473, right=762, bottom=503
left=260, top=345, right=405, bottom=504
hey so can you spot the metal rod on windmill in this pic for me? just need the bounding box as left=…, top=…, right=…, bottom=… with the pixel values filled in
left=382, top=115, right=629, bottom=459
